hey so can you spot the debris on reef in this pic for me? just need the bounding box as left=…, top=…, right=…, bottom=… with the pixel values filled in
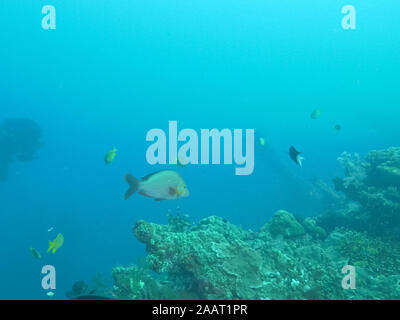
left=66, top=274, right=113, bottom=300
left=310, top=177, right=344, bottom=209
left=0, top=118, right=43, bottom=181
left=66, top=280, right=89, bottom=299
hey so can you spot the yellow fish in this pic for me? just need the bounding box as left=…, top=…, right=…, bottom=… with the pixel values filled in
left=104, top=148, right=117, bottom=164
left=48, top=233, right=64, bottom=254
left=310, top=109, right=321, bottom=119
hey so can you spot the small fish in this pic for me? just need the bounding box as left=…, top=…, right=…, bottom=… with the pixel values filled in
left=333, top=124, right=342, bottom=131
left=259, top=137, right=266, bottom=147
left=310, top=109, right=321, bottom=119
left=46, top=292, right=55, bottom=297
left=47, top=227, right=54, bottom=232
left=48, top=233, right=64, bottom=254
left=104, top=148, right=117, bottom=164
left=30, top=247, right=41, bottom=259
left=124, top=170, right=189, bottom=201
left=289, top=146, right=304, bottom=167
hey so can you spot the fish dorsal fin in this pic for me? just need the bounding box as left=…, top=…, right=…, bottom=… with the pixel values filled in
left=141, top=170, right=168, bottom=181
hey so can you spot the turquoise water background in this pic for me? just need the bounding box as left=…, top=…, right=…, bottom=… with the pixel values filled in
left=0, top=1, right=399, bottom=299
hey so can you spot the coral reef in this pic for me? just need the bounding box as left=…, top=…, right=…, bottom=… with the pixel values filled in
left=112, top=264, right=196, bottom=300
left=325, top=148, right=400, bottom=238
left=99, top=147, right=400, bottom=300
left=109, top=209, right=400, bottom=300
left=0, top=118, right=43, bottom=181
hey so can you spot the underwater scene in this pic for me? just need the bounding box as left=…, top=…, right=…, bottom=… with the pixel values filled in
left=1, top=1, right=400, bottom=300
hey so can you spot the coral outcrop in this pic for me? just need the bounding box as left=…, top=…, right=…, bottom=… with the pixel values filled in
left=262, top=210, right=305, bottom=239
left=110, top=209, right=400, bottom=300
left=321, top=148, right=400, bottom=238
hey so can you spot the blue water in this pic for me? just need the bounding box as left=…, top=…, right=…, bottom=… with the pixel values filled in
left=0, top=1, right=399, bottom=299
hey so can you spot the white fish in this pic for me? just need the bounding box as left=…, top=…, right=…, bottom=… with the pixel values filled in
left=46, top=291, right=55, bottom=297
left=124, top=170, right=189, bottom=201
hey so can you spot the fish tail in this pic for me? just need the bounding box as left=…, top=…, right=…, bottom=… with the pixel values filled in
left=298, top=156, right=305, bottom=168
left=47, top=240, right=54, bottom=253
left=124, top=174, right=140, bottom=200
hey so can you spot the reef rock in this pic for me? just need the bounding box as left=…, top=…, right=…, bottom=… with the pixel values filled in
left=105, top=207, right=400, bottom=300
left=123, top=212, right=371, bottom=300
left=327, top=147, right=400, bottom=238
left=262, top=210, right=305, bottom=239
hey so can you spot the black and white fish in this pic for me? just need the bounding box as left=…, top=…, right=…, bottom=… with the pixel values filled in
left=289, top=146, right=304, bottom=167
